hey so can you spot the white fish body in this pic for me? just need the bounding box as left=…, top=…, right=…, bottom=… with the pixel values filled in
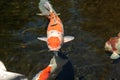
left=0, top=61, right=28, bottom=80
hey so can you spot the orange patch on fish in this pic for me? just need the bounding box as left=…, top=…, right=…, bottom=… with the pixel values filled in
left=47, top=12, right=63, bottom=33
left=38, top=66, right=52, bottom=80
left=47, top=24, right=63, bottom=32
left=107, top=37, right=119, bottom=51
left=48, top=37, right=61, bottom=48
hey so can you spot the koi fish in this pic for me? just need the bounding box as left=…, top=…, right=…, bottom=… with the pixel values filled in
left=37, top=0, right=74, bottom=51
left=32, top=52, right=68, bottom=80
left=105, top=33, right=120, bottom=59
left=0, top=61, right=28, bottom=80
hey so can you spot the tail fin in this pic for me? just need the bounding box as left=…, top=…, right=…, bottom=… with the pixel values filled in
left=110, top=51, right=120, bottom=59
left=38, top=0, right=56, bottom=16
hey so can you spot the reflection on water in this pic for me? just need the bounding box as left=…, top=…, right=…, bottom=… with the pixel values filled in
left=0, top=0, right=120, bottom=79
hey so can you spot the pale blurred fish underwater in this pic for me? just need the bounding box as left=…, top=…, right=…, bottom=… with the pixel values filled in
left=38, top=0, right=56, bottom=16
left=0, top=61, right=28, bottom=80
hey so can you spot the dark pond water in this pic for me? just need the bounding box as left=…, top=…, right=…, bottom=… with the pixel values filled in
left=0, top=0, right=120, bottom=80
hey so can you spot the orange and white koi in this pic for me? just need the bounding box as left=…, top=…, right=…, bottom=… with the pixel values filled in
left=37, top=0, right=74, bottom=51
left=105, top=32, right=120, bottom=59
left=32, top=52, right=68, bottom=80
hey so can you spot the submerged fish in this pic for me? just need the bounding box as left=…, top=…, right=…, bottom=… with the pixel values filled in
left=0, top=61, right=28, bottom=80
left=32, top=52, right=68, bottom=80
left=37, top=0, right=74, bottom=51
left=105, top=33, right=120, bottom=59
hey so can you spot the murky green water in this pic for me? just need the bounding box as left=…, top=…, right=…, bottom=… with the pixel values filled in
left=0, top=0, right=120, bottom=80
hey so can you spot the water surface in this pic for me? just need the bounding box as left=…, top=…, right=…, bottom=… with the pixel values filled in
left=0, top=0, right=120, bottom=80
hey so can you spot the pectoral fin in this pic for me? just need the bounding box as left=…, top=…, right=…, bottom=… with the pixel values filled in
left=110, top=52, right=120, bottom=59
left=37, top=37, right=47, bottom=42
left=36, top=13, right=60, bottom=16
left=64, top=36, right=75, bottom=43
left=36, top=13, right=45, bottom=16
